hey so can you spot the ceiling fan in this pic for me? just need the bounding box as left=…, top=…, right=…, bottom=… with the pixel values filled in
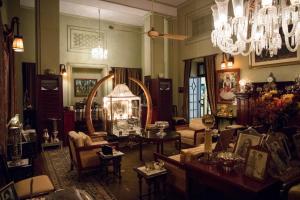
left=146, top=0, right=188, bottom=41
left=147, top=27, right=188, bottom=40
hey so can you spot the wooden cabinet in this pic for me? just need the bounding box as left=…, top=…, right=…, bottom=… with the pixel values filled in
left=63, top=110, right=75, bottom=145
left=149, top=78, right=173, bottom=124
left=236, top=93, right=253, bottom=126
left=36, top=75, right=63, bottom=144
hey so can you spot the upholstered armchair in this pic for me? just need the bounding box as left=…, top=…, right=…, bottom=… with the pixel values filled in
left=68, top=131, right=117, bottom=178
left=175, top=118, right=206, bottom=146
left=0, top=154, right=54, bottom=200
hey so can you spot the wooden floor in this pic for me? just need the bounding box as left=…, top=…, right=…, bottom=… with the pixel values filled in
left=35, top=141, right=186, bottom=200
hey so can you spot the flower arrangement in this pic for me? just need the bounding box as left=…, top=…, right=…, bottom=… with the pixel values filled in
left=254, top=90, right=299, bottom=130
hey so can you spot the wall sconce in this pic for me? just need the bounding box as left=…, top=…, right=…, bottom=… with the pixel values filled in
left=220, top=53, right=234, bottom=69
left=227, top=55, right=234, bottom=68
left=239, top=79, right=247, bottom=93
left=60, top=64, right=67, bottom=76
left=7, top=17, right=24, bottom=52
left=221, top=53, right=226, bottom=69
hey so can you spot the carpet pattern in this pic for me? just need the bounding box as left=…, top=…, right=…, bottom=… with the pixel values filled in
left=42, top=148, right=116, bottom=200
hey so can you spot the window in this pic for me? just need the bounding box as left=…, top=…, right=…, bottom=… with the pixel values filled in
left=189, top=62, right=211, bottom=120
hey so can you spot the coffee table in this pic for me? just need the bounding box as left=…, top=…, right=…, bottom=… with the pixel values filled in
left=137, top=131, right=181, bottom=161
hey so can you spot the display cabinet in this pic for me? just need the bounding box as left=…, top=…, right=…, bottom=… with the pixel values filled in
left=103, top=84, right=141, bottom=136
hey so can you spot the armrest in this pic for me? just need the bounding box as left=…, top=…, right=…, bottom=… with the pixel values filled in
left=175, top=125, right=190, bottom=131
left=76, top=142, right=119, bottom=152
left=90, top=132, right=107, bottom=138
left=153, top=153, right=185, bottom=169
left=281, top=176, right=300, bottom=199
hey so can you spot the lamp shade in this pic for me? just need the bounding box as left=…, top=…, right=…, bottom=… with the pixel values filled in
left=12, top=35, right=24, bottom=52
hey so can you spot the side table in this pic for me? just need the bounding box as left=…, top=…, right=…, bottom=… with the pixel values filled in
left=41, top=141, right=63, bottom=152
left=133, top=166, right=168, bottom=200
left=97, top=151, right=125, bottom=182
left=7, top=158, right=33, bottom=181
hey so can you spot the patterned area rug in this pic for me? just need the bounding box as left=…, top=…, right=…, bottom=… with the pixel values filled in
left=42, top=148, right=116, bottom=200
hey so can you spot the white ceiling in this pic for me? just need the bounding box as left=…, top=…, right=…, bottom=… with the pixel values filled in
left=20, top=0, right=187, bottom=26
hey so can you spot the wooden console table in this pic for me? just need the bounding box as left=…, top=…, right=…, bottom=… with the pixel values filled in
left=185, top=161, right=281, bottom=200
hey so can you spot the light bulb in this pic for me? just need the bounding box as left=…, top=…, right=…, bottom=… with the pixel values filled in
left=221, top=62, right=226, bottom=69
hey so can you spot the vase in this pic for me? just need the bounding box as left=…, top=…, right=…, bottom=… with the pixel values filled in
left=43, top=129, right=49, bottom=143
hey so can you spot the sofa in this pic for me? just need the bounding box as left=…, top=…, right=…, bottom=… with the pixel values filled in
left=175, top=118, right=206, bottom=146
left=68, top=131, right=117, bottom=178
left=154, top=129, right=234, bottom=195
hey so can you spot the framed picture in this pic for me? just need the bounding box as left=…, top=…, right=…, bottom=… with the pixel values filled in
left=74, top=79, right=97, bottom=97
left=216, top=69, right=240, bottom=103
left=214, top=129, right=234, bottom=152
left=234, top=128, right=262, bottom=159
left=266, top=135, right=290, bottom=175
left=244, top=147, right=269, bottom=182
left=0, top=182, right=18, bottom=200
left=250, top=27, right=300, bottom=68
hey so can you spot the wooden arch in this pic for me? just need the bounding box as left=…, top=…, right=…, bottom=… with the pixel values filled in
left=85, top=74, right=152, bottom=134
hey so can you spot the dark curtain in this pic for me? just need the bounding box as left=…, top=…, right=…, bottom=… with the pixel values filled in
left=0, top=10, right=16, bottom=154
left=111, top=67, right=127, bottom=86
left=111, top=67, right=142, bottom=95
left=183, top=59, right=192, bottom=121
left=127, top=68, right=141, bottom=95
left=22, top=63, right=36, bottom=109
left=204, top=55, right=217, bottom=114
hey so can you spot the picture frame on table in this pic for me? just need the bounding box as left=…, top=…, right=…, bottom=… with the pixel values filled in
left=234, top=128, right=263, bottom=159
left=216, top=69, right=240, bottom=104
left=249, top=27, right=300, bottom=68
left=0, top=182, right=19, bottom=200
left=244, top=146, right=269, bottom=182
left=265, top=135, right=290, bottom=175
left=74, top=79, right=97, bottom=97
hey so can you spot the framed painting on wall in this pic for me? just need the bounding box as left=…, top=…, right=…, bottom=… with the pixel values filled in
left=250, top=27, right=300, bottom=68
left=74, top=79, right=97, bottom=97
left=216, top=69, right=240, bottom=103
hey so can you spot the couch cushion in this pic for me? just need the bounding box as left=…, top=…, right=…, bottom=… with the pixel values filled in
left=289, top=183, right=300, bottom=200
left=69, top=131, right=84, bottom=147
left=15, top=175, right=54, bottom=199
left=177, top=130, right=195, bottom=139
left=189, top=118, right=206, bottom=130
left=168, top=154, right=181, bottom=162
left=180, top=143, right=217, bottom=163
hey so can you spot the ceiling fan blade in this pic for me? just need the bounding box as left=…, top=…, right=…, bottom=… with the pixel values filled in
left=160, top=34, right=188, bottom=40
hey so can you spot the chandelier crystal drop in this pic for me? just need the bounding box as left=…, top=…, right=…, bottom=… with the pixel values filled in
left=91, top=9, right=108, bottom=60
left=211, top=0, right=300, bottom=57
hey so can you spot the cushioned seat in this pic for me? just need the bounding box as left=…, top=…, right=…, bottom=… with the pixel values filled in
left=68, top=131, right=117, bottom=178
left=176, top=118, right=206, bottom=146
left=289, top=184, right=300, bottom=200
left=15, top=175, right=55, bottom=199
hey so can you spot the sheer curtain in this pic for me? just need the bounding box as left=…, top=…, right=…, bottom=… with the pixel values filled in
left=183, top=59, right=192, bottom=121
left=204, top=55, right=217, bottom=114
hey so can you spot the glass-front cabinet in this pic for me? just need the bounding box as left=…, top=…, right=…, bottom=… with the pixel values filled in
left=103, top=84, right=141, bottom=136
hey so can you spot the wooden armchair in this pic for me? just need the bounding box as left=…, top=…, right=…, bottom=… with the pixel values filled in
left=175, top=118, right=206, bottom=146
left=68, top=131, right=118, bottom=178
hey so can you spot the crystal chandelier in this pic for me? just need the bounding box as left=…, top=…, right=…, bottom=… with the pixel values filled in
left=211, top=0, right=300, bottom=57
left=91, top=9, right=108, bottom=60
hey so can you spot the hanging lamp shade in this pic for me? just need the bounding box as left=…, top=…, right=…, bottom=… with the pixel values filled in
left=12, top=35, right=24, bottom=52
left=91, top=9, right=108, bottom=60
